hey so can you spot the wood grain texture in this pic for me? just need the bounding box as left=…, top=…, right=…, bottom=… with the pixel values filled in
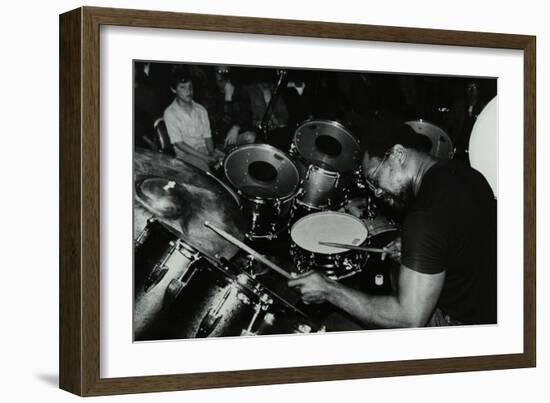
left=58, top=6, right=537, bottom=396
left=523, top=38, right=536, bottom=366
left=81, top=6, right=102, bottom=396
left=59, top=8, right=83, bottom=396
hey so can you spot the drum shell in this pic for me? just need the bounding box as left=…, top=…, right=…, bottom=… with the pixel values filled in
left=134, top=218, right=180, bottom=296
left=290, top=242, right=367, bottom=280
left=147, top=258, right=321, bottom=339
left=134, top=236, right=202, bottom=341
left=241, top=192, right=295, bottom=240
left=162, top=259, right=263, bottom=339
left=363, top=215, right=401, bottom=248
left=296, top=163, right=352, bottom=209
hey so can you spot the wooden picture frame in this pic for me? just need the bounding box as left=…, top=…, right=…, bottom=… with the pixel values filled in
left=59, top=6, right=536, bottom=396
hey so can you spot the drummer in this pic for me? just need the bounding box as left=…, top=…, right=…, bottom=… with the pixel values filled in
left=289, top=120, right=497, bottom=327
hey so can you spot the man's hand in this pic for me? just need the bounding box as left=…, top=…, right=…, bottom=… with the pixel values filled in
left=288, top=271, right=335, bottom=304
left=224, top=81, right=235, bottom=102
left=381, top=236, right=402, bottom=262
left=224, top=126, right=240, bottom=148
left=204, top=153, right=218, bottom=166
left=213, top=148, right=225, bottom=159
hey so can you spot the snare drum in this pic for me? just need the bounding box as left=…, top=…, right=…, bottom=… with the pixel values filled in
left=224, top=144, right=300, bottom=240
left=340, top=197, right=401, bottom=248
left=290, top=211, right=369, bottom=280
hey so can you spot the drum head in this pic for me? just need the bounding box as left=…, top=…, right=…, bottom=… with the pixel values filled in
left=339, top=197, right=401, bottom=246
left=294, top=120, right=360, bottom=172
left=224, top=144, right=300, bottom=200
left=469, top=96, right=498, bottom=197
left=405, top=120, right=454, bottom=159
left=290, top=211, right=368, bottom=254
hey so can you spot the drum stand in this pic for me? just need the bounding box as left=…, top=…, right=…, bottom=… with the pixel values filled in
left=258, top=70, right=287, bottom=142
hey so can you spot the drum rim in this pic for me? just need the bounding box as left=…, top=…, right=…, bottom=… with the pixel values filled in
left=204, top=169, right=241, bottom=207
left=404, top=119, right=453, bottom=146
left=238, top=188, right=299, bottom=204
left=223, top=143, right=301, bottom=201
left=305, top=162, right=341, bottom=176
left=294, top=118, right=356, bottom=141
left=290, top=211, right=368, bottom=253
left=135, top=215, right=191, bottom=244
left=292, top=198, right=325, bottom=212
left=340, top=197, right=402, bottom=235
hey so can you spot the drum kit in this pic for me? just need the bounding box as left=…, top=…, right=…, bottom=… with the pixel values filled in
left=134, top=117, right=453, bottom=340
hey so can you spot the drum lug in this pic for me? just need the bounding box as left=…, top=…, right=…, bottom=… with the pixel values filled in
left=251, top=211, right=260, bottom=228
left=305, top=165, right=312, bottom=180
left=134, top=222, right=152, bottom=247
left=274, top=199, right=282, bottom=214
left=269, top=222, right=278, bottom=238
left=196, top=308, right=223, bottom=338
left=236, top=291, right=251, bottom=305
left=333, top=172, right=341, bottom=188
left=195, top=286, right=233, bottom=337
left=162, top=277, right=185, bottom=309
left=260, top=293, right=273, bottom=306
left=143, top=265, right=168, bottom=292
left=174, top=239, right=200, bottom=260
left=366, top=197, right=376, bottom=219
left=343, top=258, right=353, bottom=271
left=289, top=143, right=297, bottom=158
left=354, top=168, right=366, bottom=190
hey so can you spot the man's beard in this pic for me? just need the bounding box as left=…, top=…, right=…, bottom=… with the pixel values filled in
left=379, top=183, right=415, bottom=213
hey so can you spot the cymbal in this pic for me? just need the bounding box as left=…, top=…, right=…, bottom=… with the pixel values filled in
left=134, top=148, right=245, bottom=259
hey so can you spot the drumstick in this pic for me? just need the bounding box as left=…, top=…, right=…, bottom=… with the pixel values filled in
left=318, top=241, right=388, bottom=254
left=204, top=221, right=293, bottom=280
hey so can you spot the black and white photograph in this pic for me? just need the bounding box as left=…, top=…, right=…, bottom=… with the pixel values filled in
left=133, top=61, right=498, bottom=342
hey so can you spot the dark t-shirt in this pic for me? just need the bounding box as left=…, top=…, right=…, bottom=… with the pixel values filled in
left=401, top=160, right=497, bottom=325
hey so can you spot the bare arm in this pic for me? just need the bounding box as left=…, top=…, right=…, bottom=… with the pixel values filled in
left=204, top=137, right=215, bottom=155
left=289, top=265, right=445, bottom=328
left=172, top=140, right=212, bottom=162
left=164, top=110, right=213, bottom=162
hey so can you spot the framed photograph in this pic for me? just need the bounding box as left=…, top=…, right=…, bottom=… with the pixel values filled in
left=59, top=6, right=536, bottom=396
